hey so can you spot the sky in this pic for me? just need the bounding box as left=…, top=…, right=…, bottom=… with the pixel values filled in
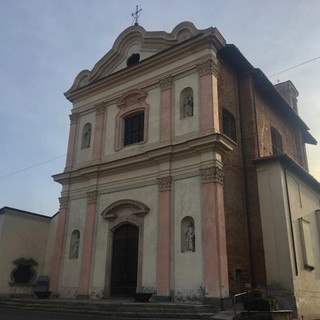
left=1, top=0, right=320, bottom=217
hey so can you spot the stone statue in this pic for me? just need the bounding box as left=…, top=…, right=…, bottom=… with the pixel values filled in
left=83, top=127, right=91, bottom=148
left=71, top=234, right=80, bottom=259
left=183, top=95, right=193, bottom=117
left=185, top=222, right=195, bottom=251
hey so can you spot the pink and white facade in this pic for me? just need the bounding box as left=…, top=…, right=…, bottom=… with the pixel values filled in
left=52, top=22, right=233, bottom=302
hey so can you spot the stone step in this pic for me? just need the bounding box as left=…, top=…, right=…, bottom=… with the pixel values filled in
left=0, top=298, right=220, bottom=319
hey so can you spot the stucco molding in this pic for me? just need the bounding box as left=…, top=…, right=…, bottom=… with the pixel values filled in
left=101, top=199, right=150, bottom=220
left=197, top=59, right=219, bottom=77
left=59, top=196, right=69, bottom=209
left=157, top=176, right=172, bottom=192
left=87, top=190, right=98, bottom=204
left=69, top=113, right=79, bottom=125
left=199, top=166, right=224, bottom=184
left=160, top=76, right=172, bottom=91
left=95, top=102, right=107, bottom=115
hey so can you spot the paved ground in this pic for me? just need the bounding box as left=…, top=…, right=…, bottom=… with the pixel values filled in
left=0, top=308, right=178, bottom=320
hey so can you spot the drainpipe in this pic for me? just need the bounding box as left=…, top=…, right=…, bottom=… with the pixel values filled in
left=283, top=164, right=298, bottom=276
left=237, top=73, right=255, bottom=288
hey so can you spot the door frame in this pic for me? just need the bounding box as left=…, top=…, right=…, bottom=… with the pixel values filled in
left=101, top=200, right=149, bottom=297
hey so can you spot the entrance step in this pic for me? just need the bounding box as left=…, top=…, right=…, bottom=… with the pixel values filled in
left=0, top=298, right=221, bottom=319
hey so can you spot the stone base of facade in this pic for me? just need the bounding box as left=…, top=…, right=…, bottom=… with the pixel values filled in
left=202, top=297, right=232, bottom=310
left=153, top=295, right=172, bottom=302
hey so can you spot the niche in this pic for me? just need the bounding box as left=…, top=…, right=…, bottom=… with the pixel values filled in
left=180, top=87, right=194, bottom=119
left=181, top=216, right=195, bottom=253
left=81, top=123, right=92, bottom=149
left=69, top=230, right=80, bottom=259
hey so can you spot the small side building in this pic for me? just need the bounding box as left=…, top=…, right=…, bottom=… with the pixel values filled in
left=0, top=207, right=58, bottom=296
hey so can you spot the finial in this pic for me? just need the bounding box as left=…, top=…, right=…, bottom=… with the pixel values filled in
left=132, top=5, right=142, bottom=26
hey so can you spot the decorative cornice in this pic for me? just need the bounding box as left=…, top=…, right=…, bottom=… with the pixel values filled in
left=59, top=196, right=69, bottom=209
left=199, top=166, right=224, bottom=184
left=197, top=59, right=219, bottom=77
left=69, top=113, right=79, bottom=125
left=87, top=190, right=98, bottom=204
left=157, top=176, right=172, bottom=192
left=160, top=76, right=172, bottom=91
left=95, top=102, right=107, bottom=115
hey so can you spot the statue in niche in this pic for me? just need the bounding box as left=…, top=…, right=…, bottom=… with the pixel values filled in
left=83, top=126, right=91, bottom=148
left=183, top=95, right=193, bottom=117
left=185, top=222, right=195, bottom=252
left=70, top=233, right=80, bottom=259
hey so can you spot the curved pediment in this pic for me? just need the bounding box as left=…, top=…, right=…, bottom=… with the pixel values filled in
left=101, top=199, right=150, bottom=220
left=65, top=21, right=213, bottom=97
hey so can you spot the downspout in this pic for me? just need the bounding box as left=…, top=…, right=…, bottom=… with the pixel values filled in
left=283, top=165, right=299, bottom=276
left=237, top=73, right=255, bottom=287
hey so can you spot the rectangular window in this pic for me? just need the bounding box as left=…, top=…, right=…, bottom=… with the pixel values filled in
left=124, top=112, right=144, bottom=146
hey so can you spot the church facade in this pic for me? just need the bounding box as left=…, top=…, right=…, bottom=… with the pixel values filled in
left=2, top=22, right=320, bottom=319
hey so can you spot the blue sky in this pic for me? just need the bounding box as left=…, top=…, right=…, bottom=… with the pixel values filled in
left=1, top=0, right=320, bottom=216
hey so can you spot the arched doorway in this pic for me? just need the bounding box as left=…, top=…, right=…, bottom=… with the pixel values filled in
left=110, top=223, right=139, bottom=296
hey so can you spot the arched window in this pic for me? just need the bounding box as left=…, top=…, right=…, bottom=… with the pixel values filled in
left=69, top=230, right=80, bottom=259
left=222, top=108, right=236, bottom=142
left=181, top=216, right=195, bottom=253
left=123, top=111, right=144, bottom=146
left=271, top=127, right=283, bottom=155
left=180, top=87, right=194, bottom=119
left=81, top=123, right=92, bottom=149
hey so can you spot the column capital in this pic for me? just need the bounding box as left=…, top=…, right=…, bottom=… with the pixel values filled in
left=157, top=176, right=172, bottom=192
left=69, top=113, right=79, bottom=125
left=160, top=76, right=172, bottom=91
left=87, top=190, right=98, bottom=204
left=95, top=102, right=107, bottom=115
left=59, top=196, right=69, bottom=209
left=199, top=166, right=224, bottom=184
left=197, top=59, right=219, bottom=77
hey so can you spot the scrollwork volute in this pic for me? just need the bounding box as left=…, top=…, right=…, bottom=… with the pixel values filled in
left=157, top=176, right=172, bottom=192
left=69, top=113, right=79, bottom=125
left=160, top=76, right=172, bottom=91
left=197, top=59, right=219, bottom=77
left=87, top=190, right=98, bottom=204
left=59, top=196, right=69, bottom=209
left=199, top=166, right=224, bottom=184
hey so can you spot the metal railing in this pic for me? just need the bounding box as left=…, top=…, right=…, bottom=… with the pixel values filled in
left=233, top=290, right=251, bottom=317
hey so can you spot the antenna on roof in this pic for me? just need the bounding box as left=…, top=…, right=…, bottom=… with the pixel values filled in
left=132, top=5, right=142, bottom=26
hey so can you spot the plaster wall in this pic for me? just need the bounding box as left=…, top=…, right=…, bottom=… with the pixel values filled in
left=70, top=49, right=211, bottom=112
left=256, top=161, right=320, bottom=319
left=0, top=212, right=50, bottom=295
left=74, top=111, right=95, bottom=166
left=90, top=184, right=158, bottom=297
left=60, top=198, right=86, bottom=298
left=174, top=73, right=199, bottom=137
left=173, top=176, right=204, bottom=301
left=43, top=213, right=59, bottom=276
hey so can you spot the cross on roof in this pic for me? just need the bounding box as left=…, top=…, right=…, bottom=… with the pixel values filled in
left=132, top=5, right=142, bottom=26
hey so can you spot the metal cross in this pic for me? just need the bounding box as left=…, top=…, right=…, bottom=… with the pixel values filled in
left=132, top=5, right=142, bottom=26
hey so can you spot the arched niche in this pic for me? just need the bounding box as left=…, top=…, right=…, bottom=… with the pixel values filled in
left=69, top=230, right=80, bottom=259
left=180, top=87, right=194, bottom=119
left=181, top=216, right=195, bottom=253
left=81, top=122, right=92, bottom=149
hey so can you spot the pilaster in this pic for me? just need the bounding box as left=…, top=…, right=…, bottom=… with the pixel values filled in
left=50, top=196, right=69, bottom=295
left=77, top=190, right=98, bottom=297
left=93, top=102, right=106, bottom=162
left=198, top=59, right=220, bottom=132
left=65, top=113, right=79, bottom=171
left=200, top=165, right=229, bottom=298
left=160, top=76, right=172, bottom=142
left=155, top=175, right=172, bottom=300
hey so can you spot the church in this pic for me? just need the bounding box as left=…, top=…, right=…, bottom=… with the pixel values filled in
left=1, top=21, right=320, bottom=319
